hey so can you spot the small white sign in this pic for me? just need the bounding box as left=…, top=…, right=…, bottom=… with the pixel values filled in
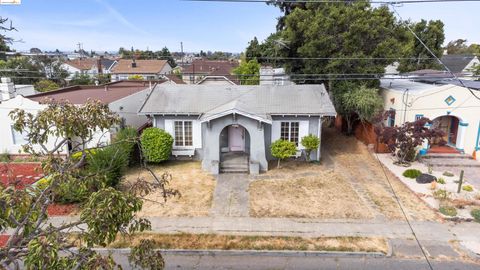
left=0, top=0, right=21, bottom=5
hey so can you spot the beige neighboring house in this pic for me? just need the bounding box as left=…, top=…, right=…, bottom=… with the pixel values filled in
left=111, top=59, right=173, bottom=81
left=380, top=78, right=480, bottom=157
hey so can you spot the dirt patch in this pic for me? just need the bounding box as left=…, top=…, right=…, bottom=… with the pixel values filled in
left=249, top=162, right=373, bottom=219
left=323, top=128, right=438, bottom=221
left=122, top=161, right=215, bottom=217
left=106, top=233, right=388, bottom=254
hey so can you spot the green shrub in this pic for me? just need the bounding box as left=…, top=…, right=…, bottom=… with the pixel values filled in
left=271, top=139, right=297, bottom=168
left=462, top=185, right=474, bottom=192
left=471, top=208, right=480, bottom=222
left=439, top=205, right=457, bottom=217
left=436, top=178, right=446, bottom=184
left=114, top=127, right=138, bottom=165
left=443, top=171, right=454, bottom=177
left=301, top=134, right=320, bottom=162
left=433, top=189, right=449, bottom=201
left=87, top=145, right=129, bottom=188
left=140, top=128, right=173, bottom=163
left=0, top=151, right=9, bottom=162
left=53, top=175, right=89, bottom=203
left=402, top=169, right=422, bottom=179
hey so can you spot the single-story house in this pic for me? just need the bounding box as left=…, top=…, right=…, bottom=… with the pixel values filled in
left=111, top=59, right=173, bottom=81
left=138, top=84, right=336, bottom=174
left=380, top=78, right=480, bottom=156
left=0, top=80, right=157, bottom=155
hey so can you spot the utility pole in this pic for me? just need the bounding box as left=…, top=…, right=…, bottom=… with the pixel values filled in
left=180, top=42, right=184, bottom=67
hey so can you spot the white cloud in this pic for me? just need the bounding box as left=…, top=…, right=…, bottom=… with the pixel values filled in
left=93, top=0, right=149, bottom=36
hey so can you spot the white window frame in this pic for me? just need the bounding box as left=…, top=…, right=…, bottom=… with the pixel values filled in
left=174, top=120, right=193, bottom=148
left=280, top=121, right=300, bottom=146
left=11, top=125, right=28, bottom=145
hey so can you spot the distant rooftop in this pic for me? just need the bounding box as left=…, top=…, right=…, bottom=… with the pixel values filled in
left=28, top=80, right=157, bottom=104
left=380, top=78, right=444, bottom=93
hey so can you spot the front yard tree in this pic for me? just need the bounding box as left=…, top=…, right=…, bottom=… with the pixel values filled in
left=301, top=134, right=320, bottom=162
left=377, top=117, right=444, bottom=165
left=271, top=139, right=297, bottom=168
left=1, top=99, right=176, bottom=269
left=334, top=84, right=384, bottom=135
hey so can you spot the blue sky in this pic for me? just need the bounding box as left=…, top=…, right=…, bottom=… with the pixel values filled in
left=1, top=0, right=479, bottom=53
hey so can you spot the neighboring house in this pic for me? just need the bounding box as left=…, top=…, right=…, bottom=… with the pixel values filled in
left=259, top=67, right=294, bottom=86
left=441, top=55, right=480, bottom=79
left=380, top=78, right=480, bottom=156
left=62, top=58, right=117, bottom=80
left=138, top=84, right=336, bottom=174
left=0, top=77, right=37, bottom=102
left=164, top=74, right=186, bottom=85
left=182, top=59, right=238, bottom=84
left=0, top=96, right=65, bottom=155
left=111, top=59, right=173, bottom=81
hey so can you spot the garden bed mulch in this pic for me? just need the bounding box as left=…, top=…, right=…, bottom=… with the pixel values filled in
left=0, top=235, right=9, bottom=247
left=47, top=204, right=79, bottom=216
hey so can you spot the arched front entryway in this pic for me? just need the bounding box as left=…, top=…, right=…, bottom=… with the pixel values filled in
left=432, top=115, right=460, bottom=146
left=219, top=124, right=251, bottom=173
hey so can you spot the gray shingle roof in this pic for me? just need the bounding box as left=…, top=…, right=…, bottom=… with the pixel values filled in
left=138, top=84, right=336, bottom=120
left=440, top=55, right=476, bottom=73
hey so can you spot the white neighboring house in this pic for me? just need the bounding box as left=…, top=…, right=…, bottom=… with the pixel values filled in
left=0, top=80, right=157, bottom=155
left=62, top=58, right=117, bottom=80
left=111, top=59, right=172, bottom=81
left=259, top=67, right=294, bottom=86
left=380, top=78, right=480, bottom=157
left=0, top=96, right=68, bottom=155
left=0, top=77, right=37, bottom=102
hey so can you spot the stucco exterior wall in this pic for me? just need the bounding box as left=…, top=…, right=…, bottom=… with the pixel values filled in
left=381, top=84, right=480, bottom=156
left=109, top=88, right=151, bottom=129
left=201, top=114, right=268, bottom=173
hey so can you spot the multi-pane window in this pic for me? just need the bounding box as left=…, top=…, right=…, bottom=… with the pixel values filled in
left=280, top=122, right=299, bottom=146
left=174, top=121, right=193, bottom=147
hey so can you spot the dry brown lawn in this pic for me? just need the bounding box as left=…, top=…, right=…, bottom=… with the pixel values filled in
left=249, top=161, right=374, bottom=219
left=107, top=233, right=388, bottom=253
left=122, top=161, right=215, bottom=217
left=323, top=128, right=438, bottom=221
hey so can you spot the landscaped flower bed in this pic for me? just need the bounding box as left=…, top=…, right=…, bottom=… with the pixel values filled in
left=376, top=154, right=480, bottom=221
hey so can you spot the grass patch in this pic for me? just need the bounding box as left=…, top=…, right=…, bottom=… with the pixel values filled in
left=462, top=185, right=473, bottom=192
left=471, top=209, right=480, bottom=222
left=121, top=161, right=215, bottom=217
left=436, top=178, right=446, bottom=185
left=105, top=233, right=388, bottom=254
left=249, top=166, right=373, bottom=219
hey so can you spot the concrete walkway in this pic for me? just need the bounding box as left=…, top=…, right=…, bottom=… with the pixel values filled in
left=210, top=174, right=250, bottom=217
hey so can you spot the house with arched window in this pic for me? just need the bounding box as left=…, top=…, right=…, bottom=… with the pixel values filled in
left=138, top=84, right=336, bottom=174
left=380, top=78, right=480, bottom=157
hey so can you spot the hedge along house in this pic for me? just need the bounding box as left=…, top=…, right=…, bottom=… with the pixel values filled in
left=138, top=84, right=336, bottom=174
left=380, top=78, right=480, bottom=157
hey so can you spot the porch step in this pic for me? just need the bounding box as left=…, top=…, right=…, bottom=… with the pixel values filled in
left=422, top=158, right=480, bottom=168
left=220, top=163, right=249, bottom=173
left=422, top=153, right=473, bottom=160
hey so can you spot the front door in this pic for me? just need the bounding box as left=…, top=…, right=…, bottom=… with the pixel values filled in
left=228, top=126, right=245, bottom=152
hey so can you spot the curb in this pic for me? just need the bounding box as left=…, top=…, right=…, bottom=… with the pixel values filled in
left=93, top=248, right=387, bottom=258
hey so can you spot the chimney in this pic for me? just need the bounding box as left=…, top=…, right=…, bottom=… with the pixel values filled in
left=131, top=59, right=137, bottom=68
left=104, top=85, right=109, bottom=92
left=0, top=77, right=16, bottom=101
left=97, top=58, right=103, bottom=74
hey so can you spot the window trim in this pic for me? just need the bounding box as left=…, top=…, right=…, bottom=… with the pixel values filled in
left=174, top=120, right=193, bottom=149
left=280, top=121, right=300, bottom=146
